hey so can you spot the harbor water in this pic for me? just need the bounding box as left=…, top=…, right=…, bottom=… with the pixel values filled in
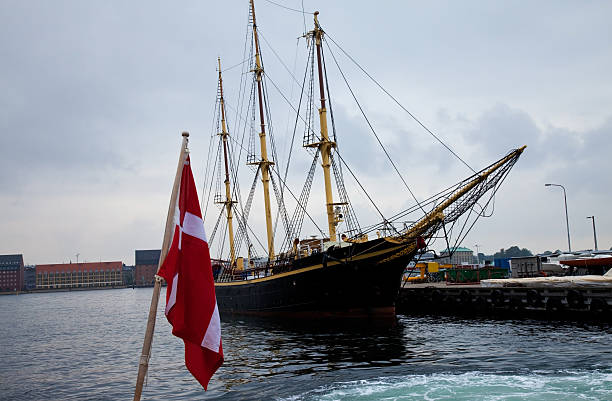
left=1, top=288, right=611, bottom=400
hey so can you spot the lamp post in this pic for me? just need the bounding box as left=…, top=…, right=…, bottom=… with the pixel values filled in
left=586, top=216, right=598, bottom=251
left=545, top=183, right=571, bottom=252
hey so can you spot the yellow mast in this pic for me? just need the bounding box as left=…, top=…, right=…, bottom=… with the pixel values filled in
left=312, top=12, right=340, bottom=242
left=217, top=58, right=236, bottom=265
left=250, top=0, right=275, bottom=259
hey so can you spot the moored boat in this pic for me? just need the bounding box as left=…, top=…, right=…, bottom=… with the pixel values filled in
left=206, top=1, right=525, bottom=318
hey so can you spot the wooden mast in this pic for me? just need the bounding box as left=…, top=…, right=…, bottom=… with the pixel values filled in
left=250, top=0, right=275, bottom=259
left=217, top=58, right=236, bottom=265
left=312, top=12, right=340, bottom=242
left=134, top=132, right=189, bottom=401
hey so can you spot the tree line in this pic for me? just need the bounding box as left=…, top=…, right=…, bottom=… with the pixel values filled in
left=478, top=246, right=533, bottom=263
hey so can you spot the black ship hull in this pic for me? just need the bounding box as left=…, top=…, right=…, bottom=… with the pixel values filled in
left=214, top=238, right=417, bottom=318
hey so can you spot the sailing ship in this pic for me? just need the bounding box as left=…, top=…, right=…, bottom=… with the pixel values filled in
left=204, top=1, right=525, bottom=318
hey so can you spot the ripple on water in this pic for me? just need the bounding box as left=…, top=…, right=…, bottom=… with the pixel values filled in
left=1, top=288, right=611, bottom=400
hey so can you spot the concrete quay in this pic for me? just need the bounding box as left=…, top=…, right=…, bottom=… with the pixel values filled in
left=396, top=282, right=612, bottom=321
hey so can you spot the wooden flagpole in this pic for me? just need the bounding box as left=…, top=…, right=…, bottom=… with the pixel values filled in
left=133, top=132, right=190, bottom=401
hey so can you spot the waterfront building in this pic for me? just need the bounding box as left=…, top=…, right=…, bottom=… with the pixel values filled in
left=134, top=249, right=160, bottom=287
left=24, top=265, right=36, bottom=290
left=438, top=247, right=475, bottom=265
left=36, top=261, right=123, bottom=289
left=0, top=254, right=25, bottom=292
left=122, top=264, right=134, bottom=287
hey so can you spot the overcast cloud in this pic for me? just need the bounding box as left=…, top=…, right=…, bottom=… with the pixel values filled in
left=1, top=1, right=611, bottom=265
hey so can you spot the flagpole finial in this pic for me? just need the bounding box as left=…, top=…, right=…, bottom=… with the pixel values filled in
left=182, top=131, right=189, bottom=137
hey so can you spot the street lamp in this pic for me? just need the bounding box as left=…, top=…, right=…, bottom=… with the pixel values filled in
left=545, top=183, right=571, bottom=252
left=587, top=216, right=598, bottom=251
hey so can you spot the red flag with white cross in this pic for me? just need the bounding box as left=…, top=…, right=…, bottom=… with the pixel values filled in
left=157, top=155, right=223, bottom=390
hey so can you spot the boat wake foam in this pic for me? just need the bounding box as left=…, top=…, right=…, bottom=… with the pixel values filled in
left=279, top=369, right=612, bottom=400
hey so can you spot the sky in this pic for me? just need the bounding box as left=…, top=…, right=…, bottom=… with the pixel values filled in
left=1, top=0, right=611, bottom=265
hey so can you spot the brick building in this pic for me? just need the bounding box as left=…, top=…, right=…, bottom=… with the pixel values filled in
left=36, top=261, right=123, bottom=289
left=134, top=250, right=161, bottom=287
left=0, top=254, right=24, bottom=292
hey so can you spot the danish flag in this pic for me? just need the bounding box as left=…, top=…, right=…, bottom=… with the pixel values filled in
left=157, top=155, right=223, bottom=390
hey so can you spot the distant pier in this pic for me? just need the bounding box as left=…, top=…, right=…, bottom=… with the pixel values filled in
left=397, top=282, right=612, bottom=321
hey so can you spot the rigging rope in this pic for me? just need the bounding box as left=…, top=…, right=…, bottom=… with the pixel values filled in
left=270, top=162, right=326, bottom=241
left=325, top=32, right=477, bottom=175
left=332, top=150, right=388, bottom=224
left=258, top=48, right=294, bottom=243
left=330, top=153, right=361, bottom=235
left=300, top=0, right=307, bottom=34
left=261, top=0, right=315, bottom=15
left=234, top=208, right=268, bottom=256
left=281, top=38, right=311, bottom=214
left=221, top=57, right=252, bottom=73
left=281, top=150, right=321, bottom=251
left=233, top=167, right=261, bottom=256
left=444, top=169, right=512, bottom=260
left=203, top=135, right=222, bottom=222
left=324, top=40, right=428, bottom=216
left=208, top=207, right=226, bottom=248
left=320, top=41, right=361, bottom=235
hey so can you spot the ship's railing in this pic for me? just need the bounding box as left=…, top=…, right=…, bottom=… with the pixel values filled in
left=215, top=260, right=274, bottom=282
left=214, top=260, right=233, bottom=282
left=215, top=255, right=302, bottom=282
left=231, top=264, right=272, bottom=281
